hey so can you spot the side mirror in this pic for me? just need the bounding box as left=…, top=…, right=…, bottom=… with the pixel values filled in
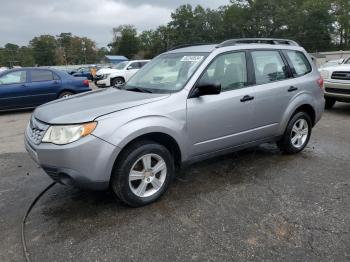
left=127, top=66, right=133, bottom=70
left=191, top=80, right=221, bottom=98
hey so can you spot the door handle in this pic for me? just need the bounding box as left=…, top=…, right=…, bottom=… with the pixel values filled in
left=288, top=86, right=298, bottom=92
left=240, top=95, right=254, bottom=102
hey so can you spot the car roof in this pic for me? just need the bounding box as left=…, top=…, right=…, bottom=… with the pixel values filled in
left=0, top=67, right=71, bottom=78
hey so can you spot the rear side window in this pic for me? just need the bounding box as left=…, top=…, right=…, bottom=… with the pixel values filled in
left=251, top=50, right=289, bottom=85
left=31, top=70, right=54, bottom=82
left=284, top=50, right=312, bottom=77
left=128, top=62, right=141, bottom=69
left=139, top=62, right=148, bottom=67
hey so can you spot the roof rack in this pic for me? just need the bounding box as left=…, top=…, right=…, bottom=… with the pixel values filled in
left=216, top=38, right=299, bottom=48
left=168, top=43, right=214, bottom=51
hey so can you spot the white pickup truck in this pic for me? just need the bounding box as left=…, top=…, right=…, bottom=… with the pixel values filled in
left=320, top=63, right=350, bottom=108
left=95, top=60, right=149, bottom=88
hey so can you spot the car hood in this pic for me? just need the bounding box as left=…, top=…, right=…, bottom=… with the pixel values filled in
left=34, top=88, right=170, bottom=124
left=321, top=64, right=350, bottom=72
left=96, top=68, right=121, bottom=75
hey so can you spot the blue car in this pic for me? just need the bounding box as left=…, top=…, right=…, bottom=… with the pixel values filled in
left=69, top=67, right=94, bottom=80
left=0, top=68, right=91, bottom=111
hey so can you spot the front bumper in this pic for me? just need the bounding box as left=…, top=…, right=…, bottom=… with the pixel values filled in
left=95, top=78, right=110, bottom=88
left=25, top=130, right=120, bottom=190
left=324, top=80, right=350, bottom=102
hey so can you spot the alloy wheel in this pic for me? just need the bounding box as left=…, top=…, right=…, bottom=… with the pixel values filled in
left=128, top=153, right=167, bottom=198
left=290, top=119, right=309, bottom=148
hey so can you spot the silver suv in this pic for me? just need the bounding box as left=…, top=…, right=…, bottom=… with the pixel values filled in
left=25, top=38, right=325, bottom=207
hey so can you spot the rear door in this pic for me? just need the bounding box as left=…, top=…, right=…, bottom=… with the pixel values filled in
left=248, top=49, right=295, bottom=139
left=0, top=70, right=29, bottom=110
left=26, top=69, right=61, bottom=106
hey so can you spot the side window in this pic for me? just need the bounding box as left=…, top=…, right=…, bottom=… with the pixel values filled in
left=53, top=73, right=60, bottom=80
left=284, top=50, right=312, bottom=77
left=140, top=62, right=148, bottom=68
left=128, top=62, right=141, bottom=69
left=0, top=71, right=27, bottom=85
left=200, top=52, right=248, bottom=92
left=31, top=70, right=54, bottom=82
left=251, top=51, right=289, bottom=85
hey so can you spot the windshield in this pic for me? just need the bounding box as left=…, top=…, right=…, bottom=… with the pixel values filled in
left=125, top=52, right=208, bottom=93
left=113, top=61, right=128, bottom=70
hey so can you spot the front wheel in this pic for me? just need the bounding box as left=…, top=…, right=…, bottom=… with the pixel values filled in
left=111, top=77, right=125, bottom=88
left=277, top=112, right=312, bottom=154
left=111, top=141, right=175, bottom=207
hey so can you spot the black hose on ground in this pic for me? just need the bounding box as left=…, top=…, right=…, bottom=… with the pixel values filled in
left=21, top=182, right=56, bottom=262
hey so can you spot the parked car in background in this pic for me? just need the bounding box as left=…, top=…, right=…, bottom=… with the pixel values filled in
left=0, top=68, right=91, bottom=111
left=320, top=64, right=350, bottom=108
left=69, top=66, right=96, bottom=81
left=25, top=38, right=324, bottom=207
left=0, top=67, right=9, bottom=72
left=95, top=60, right=149, bottom=88
left=319, top=60, right=342, bottom=69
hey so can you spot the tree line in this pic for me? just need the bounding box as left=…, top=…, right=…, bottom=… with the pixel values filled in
left=1, top=0, right=350, bottom=67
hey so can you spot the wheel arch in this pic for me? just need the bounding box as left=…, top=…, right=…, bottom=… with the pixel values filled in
left=115, top=132, right=182, bottom=168
left=110, top=76, right=125, bottom=86
left=57, top=89, right=75, bottom=98
left=278, top=94, right=318, bottom=135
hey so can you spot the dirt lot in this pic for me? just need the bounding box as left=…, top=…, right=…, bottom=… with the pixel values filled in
left=0, top=103, right=349, bottom=262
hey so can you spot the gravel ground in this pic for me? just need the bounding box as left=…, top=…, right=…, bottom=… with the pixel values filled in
left=0, top=103, right=349, bottom=262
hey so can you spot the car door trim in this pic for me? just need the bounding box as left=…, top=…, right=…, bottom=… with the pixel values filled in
left=194, top=123, right=278, bottom=146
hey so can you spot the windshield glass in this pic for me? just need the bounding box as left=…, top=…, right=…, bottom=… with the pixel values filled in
left=113, top=61, right=128, bottom=70
left=125, top=52, right=208, bottom=93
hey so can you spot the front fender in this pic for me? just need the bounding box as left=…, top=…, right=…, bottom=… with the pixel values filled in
left=94, top=115, right=188, bottom=162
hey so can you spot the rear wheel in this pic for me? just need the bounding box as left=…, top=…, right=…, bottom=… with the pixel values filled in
left=111, top=77, right=125, bottom=88
left=325, top=97, right=336, bottom=109
left=277, top=112, right=312, bottom=154
left=111, top=140, right=175, bottom=207
left=58, top=91, right=74, bottom=99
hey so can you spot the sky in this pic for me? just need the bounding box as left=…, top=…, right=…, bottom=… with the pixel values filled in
left=0, top=0, right=230, bottom=48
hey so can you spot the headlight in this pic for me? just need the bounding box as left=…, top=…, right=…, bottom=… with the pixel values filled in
left=320, top=70, right=330, bottom=79
left=42, top=122, right=97, bottom=145
left=102, top=74, right=110, bottom=79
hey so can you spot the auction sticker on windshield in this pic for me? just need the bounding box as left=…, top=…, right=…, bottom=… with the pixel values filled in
left=181, top=56, right=204, bottom=62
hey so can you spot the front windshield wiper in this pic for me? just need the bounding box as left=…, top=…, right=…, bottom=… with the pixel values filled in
left=124, top=86, right=153, bottom=93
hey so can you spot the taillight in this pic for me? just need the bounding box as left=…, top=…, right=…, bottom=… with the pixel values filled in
left=83, top=79, right=89, bottom=87
left=317, top=77, right=324, bottom=89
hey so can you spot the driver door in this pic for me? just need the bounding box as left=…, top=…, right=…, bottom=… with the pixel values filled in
left=0, top=70, right=29, bottom=110
left=186, top=51, right=256, bottom=157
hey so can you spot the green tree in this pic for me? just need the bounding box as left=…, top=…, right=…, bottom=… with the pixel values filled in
left=30, top=35, right=57, bottom=66
left=110, top=25, right=140, bottom=58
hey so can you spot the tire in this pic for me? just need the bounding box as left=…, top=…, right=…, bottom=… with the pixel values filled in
left=111, top=140, right=175, bottom=207
left=58, top=91, right=74, bottom=99
left=325, top=97, right=336, bottom=109
left=277, top=111, right=312, bottom=154
left=111, top=77, right=125, bottom=87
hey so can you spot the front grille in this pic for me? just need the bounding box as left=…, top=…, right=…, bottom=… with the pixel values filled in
left=325, top=87, right=350, bottom=95
left=331, top=71, right=350, bottom=80
left=27, top=116, right=49, bottom=145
